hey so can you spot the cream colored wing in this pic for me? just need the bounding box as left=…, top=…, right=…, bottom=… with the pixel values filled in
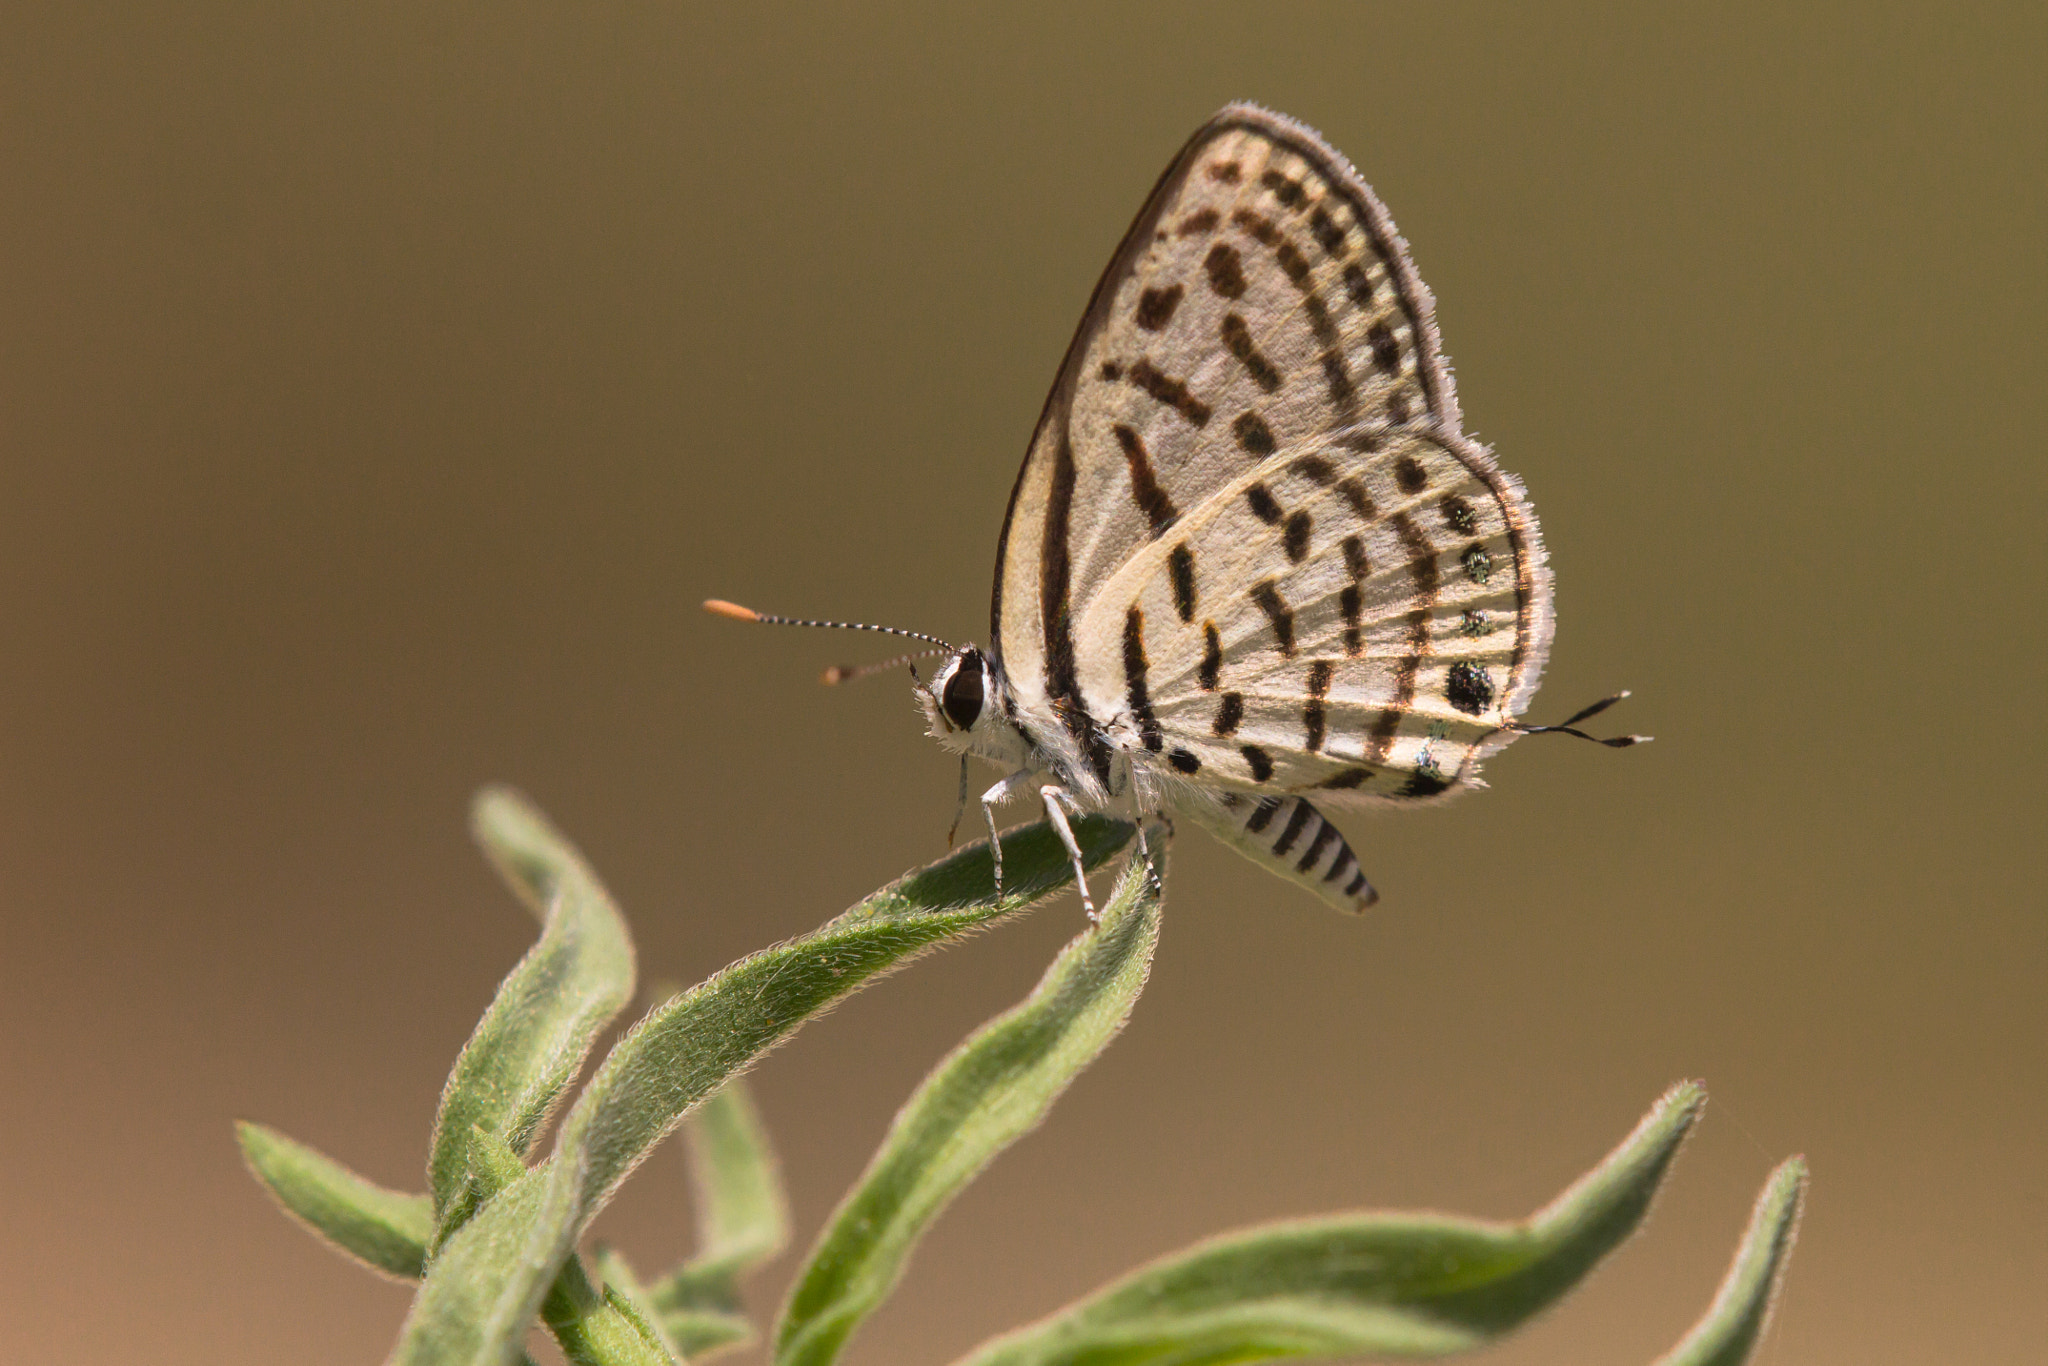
left=1075, top=423, right=1553, bottom=805
left=990, top=104, right=1462, bottom=791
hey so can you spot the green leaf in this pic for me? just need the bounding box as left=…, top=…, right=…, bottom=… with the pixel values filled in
left=677, top=1080, right=790, bottom=1281
left=776, top=840, right=1166, bottom=1366
left=237, top=1121, right=433, bottom=1280
left=642, top=1079, right=790, bottom=1357
left=428, top=789, right=639, bottom=1223
left=949, top=1082, right=1708, bottom=1366
left=448, top=1126, right=679, bottom=1366
left=663, top=1307, right=756, bottom=1361
left=388, top=815, right=1133, bottom=1366
left=1652, top=1157, right=1807, bottom=1366
left=541, top=1253, right=680, bottom=1366
left=607, top=1239, right=756, bottom=1362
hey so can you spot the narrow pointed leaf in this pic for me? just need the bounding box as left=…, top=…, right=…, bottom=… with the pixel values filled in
left=597, top=1249, right=711, bottom=1361
left=778, top=842, right=1166, bottom=1366
left=608, top=1242, right=758, bottom=1362
left=542, top=1254, right=680, bottom=1366
left=644, top=1080, right=789, bottom=1353
left=428, top=789, right=637, bottom=1220
left=237, top=1121, right=433, bottom=1280
left=678, top=1080, right=790, bottom=1280
left=389, top=816, right=1132, bottom=1366
left=665, top=1307, right=756, bottom=1361
left=1652, top=1158, right=1807, bottom=1366
left=950, top=1082, right=1706, bottom=1366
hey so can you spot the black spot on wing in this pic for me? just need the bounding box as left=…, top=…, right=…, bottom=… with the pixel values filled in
left=1245, top=791, right=1281, bottom=827
left=1211, top=692, right=1243, bottom=736
left=1320, top=350, right=1358, bottom=418
left=1335, top=478, right=1376, bottom=522
left=1234, top=411, right=1277, bottom=457
left=1367, top=322, right=1401, bottom=375
left=1221, top=314, right=1283, bottom=392
left=1403, top=768, right=1452, bottom=798
left=1290, top=454, right=1337, bottom=484
left=1446, top=661, right=1495, bottom=716
left=1112, top=424, right=1180, bottom=534
left=1242, top=745, right=1274, bottom=783
left=1169, top=544, right=1197, bottom=622
left=1440, top=494, right=1477, bottom=535
left=1340, top=535, right=1369, bottom=656
left=1260, top=168, right=1308, bottom=208
left=1283, top=510, right=1312, bottom=563
left=1135, top=284, right=1183, bottom=331
left=1251, top=579, right=1296, bottom=657
left=1341, top=535, right=1369, bottom=583
left=1245, top=483, right=1284, bottom=525
left=1317, top=768, right=1372, bottom=789
left=1127, top=359, right=1212, bottom=426
left=1168, top=748, right=1202, bottom=774
left=1308, top=205, right=1346, bottom=256
left=1303, top=660, right=1333, bottom=753
left=1203, top=241, right=1247, bottom=298
left=1341, top=262, right=1374, bottom=306
left=1395, top=455, right=1428, bottom=494
left=1340, top=585, right=1363, bottom=656
left=1199, top=621, right=1222, bottom=690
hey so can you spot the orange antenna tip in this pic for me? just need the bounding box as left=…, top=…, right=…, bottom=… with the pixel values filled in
left=703, top=599, right=761, bottom=622
left=821, top=665, right=853, bottom=685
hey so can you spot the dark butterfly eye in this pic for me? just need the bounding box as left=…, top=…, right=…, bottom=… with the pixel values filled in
left=941, top=650, right=984, bottom=731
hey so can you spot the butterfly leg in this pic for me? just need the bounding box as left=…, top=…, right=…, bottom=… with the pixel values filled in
left=979, top=769, right=1037, bottom=897
left=1039, top=784, right=1097, bottom=920
left=947, top=754, right=970, bottom=847
left=1131, top=808, right=1172, bottom=893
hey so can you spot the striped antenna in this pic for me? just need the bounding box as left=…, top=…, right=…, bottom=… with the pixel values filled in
left=820, top=650, right=951, bottom=686
left=703, top=600, right=957, bottom=686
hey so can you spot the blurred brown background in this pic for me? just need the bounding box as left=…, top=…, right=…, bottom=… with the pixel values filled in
left=2, top=4, right=2041, bottom=1362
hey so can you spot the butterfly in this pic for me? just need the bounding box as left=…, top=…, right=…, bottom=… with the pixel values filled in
left=709, top=104, right=1640, bottom=915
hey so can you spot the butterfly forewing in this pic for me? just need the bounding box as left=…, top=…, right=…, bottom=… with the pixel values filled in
left=993, top=106, right=1465, bottom=753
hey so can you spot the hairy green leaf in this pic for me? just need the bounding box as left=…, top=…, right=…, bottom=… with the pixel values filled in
left=664, top=1307, right=756, bottom=1361
left=678, top=1080, right=790, bottom=1280
left=237, top=1122, right=433, bottom=1280
left=388, top=815, right=1133, bottom=1366
left=597, top=1247, right=731, bottom=1362
left=950, top=1082, right=1707, bottom=1366
left=778, top=841, right=1165, bottom=1366
left=1653, top=1158, right=1806, bottom=1366
left=542, top=1255, right=679, bottom=1366
left=449, top=1126, right=678, bottom=1366
left=428, top=789, right=637, bottom=1221
left=640, top=1080, right=789, bottom=1356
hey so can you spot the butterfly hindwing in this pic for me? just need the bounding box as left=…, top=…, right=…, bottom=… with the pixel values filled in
left=1075, top=423, right=1551, bottom=805
left=992, top=105, right=1463, bottom=762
